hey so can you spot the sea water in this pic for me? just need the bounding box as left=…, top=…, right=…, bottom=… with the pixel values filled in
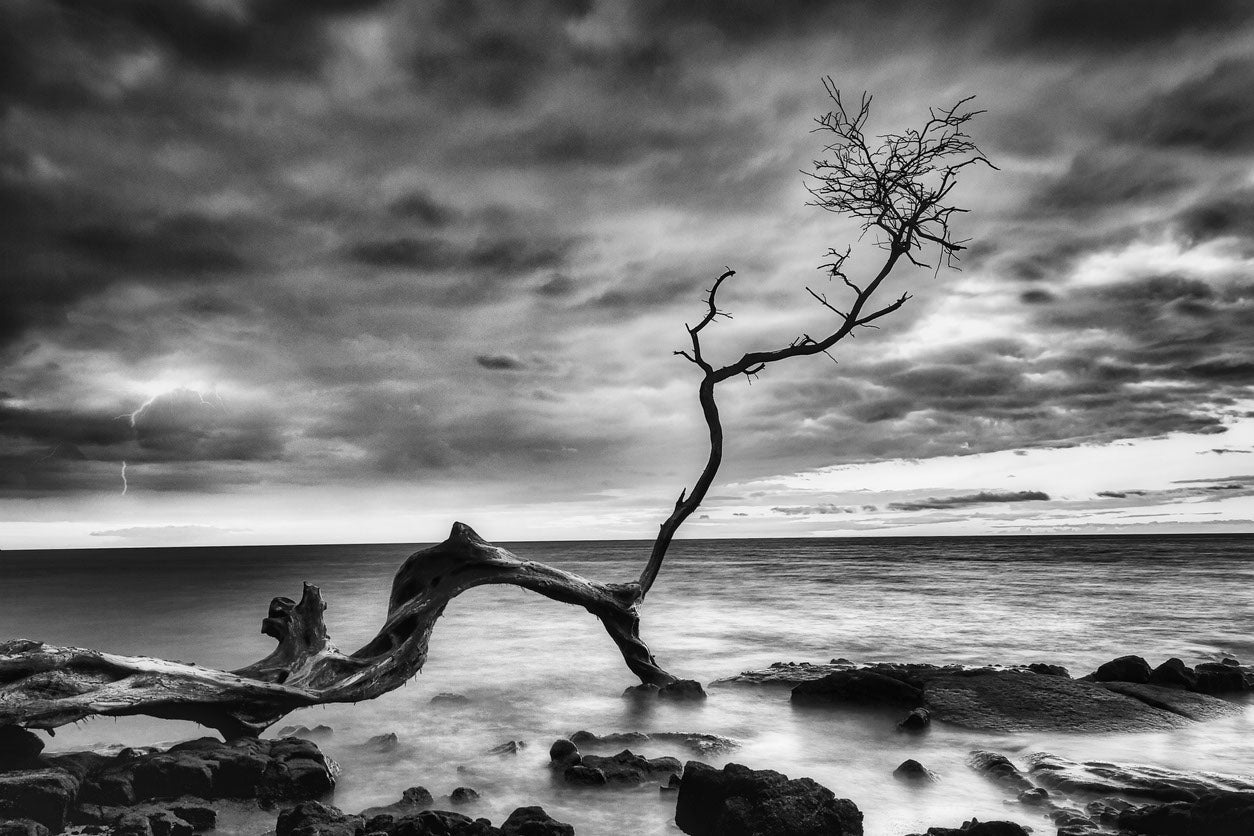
left=3, top=535, right=1253, bottom=835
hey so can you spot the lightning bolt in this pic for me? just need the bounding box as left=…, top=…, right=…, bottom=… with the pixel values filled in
left=118, top=393, right=160, bottom=428
left=120, top=460, right=128, bottom=495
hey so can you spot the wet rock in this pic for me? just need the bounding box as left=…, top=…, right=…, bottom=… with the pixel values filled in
left=0, top=767, right=81, bottom=831
left=0, top=820, right=48, bottom=836
left=487, top=741, right=524, bottom=755
left=968, top=752, right=1033, bottom=795
left=675, top=761, right=863, bottom=836
left=715, top=661, right=852, bottom=686
left=500, top=806, right=573, bottom=836
left=359, top=786, right=434, bottom=818
left=898, top=708, right=931, bottom=732
left=0, top=728, right=45, bottom=770
left=1117, top=790, right=1254, bottom=835
left=622, top=683, right=660, bottom=697
left=661, top=774, right=682, bottom=794
left=658, top=680, right=707, bottom=700
left=1194, top=662, right=1248, bottom=694
left=893, top=760, right=938, bottom=783
left=568, top=730, right=736, bottom=755
left=905, top=820, right=1029, bottom=836
left=1091, top=655, right=1152, bottom=683
left=1026, top=752, right=1254, bottom=803
left=791, top=670, right=923, bottom=707
left=547, top=741, right=580, bottom=770
left=1026, top=663, right=1070, bottom=677
left=430, top=693, right=470, bottom=705
left=568, top=731, right=648, bottom=747
left=1148, top=658, right=1197, bottom=690
left=276, top=800, right=364, bottom=836
left=449, top=787, right=479, bottom=804
left=1016, top=787, right=1049, bottom=806
left=363, top=733, right=400, bottom=752
left=1099, top=681, right=1242, bottom=722
left=563, top=750, right=680, bottom=787
left=276, top=725, right=335, bottom=741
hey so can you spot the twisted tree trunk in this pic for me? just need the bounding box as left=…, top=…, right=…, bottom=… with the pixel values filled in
left=0, top=523, right=675, bottom=738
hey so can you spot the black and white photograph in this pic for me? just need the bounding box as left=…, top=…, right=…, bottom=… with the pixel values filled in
left=2, top=1, right=1253, bottom=834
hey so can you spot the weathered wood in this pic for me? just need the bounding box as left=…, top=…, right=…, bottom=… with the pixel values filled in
left=0, top=523, right=675, bottom=737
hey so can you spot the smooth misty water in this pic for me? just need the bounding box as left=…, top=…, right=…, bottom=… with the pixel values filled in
left=3, top=535, right=1254, bottom=835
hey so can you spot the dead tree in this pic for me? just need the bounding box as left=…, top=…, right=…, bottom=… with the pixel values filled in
left=0, top=82, right=991, bottom=738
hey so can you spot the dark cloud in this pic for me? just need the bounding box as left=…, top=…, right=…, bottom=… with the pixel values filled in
left=1034, top=150, right=1186, bottom=214
left=887, top=490, right=1050, bottom=512
left=1011, top=0, right=1252, bottom=50
left=771, top=503, right=871, bottom=516
left=1120, top=58, right=1254, bottom=152
left=476, top=354, right=527, bottom=371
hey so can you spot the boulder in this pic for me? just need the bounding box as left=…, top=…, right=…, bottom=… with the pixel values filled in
left=562, top=750, right=679, bottom=787
left=967, top=752, right=1033, bottom=795
left=1194, top=662, right=1247, bottom=694
left=897, top=708, right=931, bottom=732
left=1117, top=790, right=1254, bottom=835
left=0, top=728, right=45, bottom=770
left=893, top=760, right=938, bottom=783
left=675, top=761, right=863, bottom=836
left=1148, top=658, right=1197, bottom=690
left=790, top=670, right=923, bottom=707
left=547, top=740, right=581, bottom=770
left=499, top=806, right=573, bottom=836
left=658, top=680, right=707, bottom=700
left=276, top=725, right=334, bottom=741
left=359, top=786, right=434, bottom=818
left=0, top=767, right=81, bottom=831
left=429, top=693, right=470, bottom=705
left=906, top=820, right=1029, bottom=836
left=363, top=733, right=400, bottom=752
left=1026, top=663, right=1069, bottom=677
left=449, top=787, right=479, bottom=804
left=1091, top=655, right=1152, bottom=684
left=487, top=741, right=524, bottom=755
left=276, top=801, right=364, bottom=836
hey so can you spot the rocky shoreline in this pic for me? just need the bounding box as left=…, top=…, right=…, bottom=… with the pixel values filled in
left=3, top=654, right=1252, bottom=836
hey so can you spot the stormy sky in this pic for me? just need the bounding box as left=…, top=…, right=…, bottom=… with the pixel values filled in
left=3, top=0, right=1253, bottom=548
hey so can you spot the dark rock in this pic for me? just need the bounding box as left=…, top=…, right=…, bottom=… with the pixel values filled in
left=1091, top=655, right=1152, bottom=683
left=449, top=787, right=479, bottom=804
left=661, top=774, right=682, bottom=794
left=500, top=806, right=573, bottom=836
left=791, top=670, right=923, bottom=707
left=1100, top=681, right=1241, bottom=722
left=898, top=708, right=931, bottom=732
left=675, top=761, right=863, bottom=836
left=0, top=767, right=81, bottom=830
left=1148, top=658, right=1197, bottom=690
left=647, top=732, right=739, bottom=755
left=276, top=725, right=335, bottom=740
left=1026, top=663, right=1070, bottom=677
left=363, top=733, right=400, bottom=752
left=131, top=754, right=214, bottom=801
left=908, top=820, right=1029, bottom=836
left=0, top=820, right=48, bottom=836
left=566, top=750, right=680, bottom=786
left=1117, top=790, right=1254, bottom=835
left=1222, top=657, right=1241, bottom=666
left=391, top=809, right=483, bottom=835
left=547, top=740, right=581, bottom=770
left=113, top=811, right=156, bottom=836
left=716, top=661, right=851, bottom=686
left=561, top=765, right=606, bottom=786
left=430, top=693, right=470, bottom=705
left=622, top=683, right=660, bottom=697
left=568, top=730, right=648, bottom=747
left=1194, top=662, right=1248, bottom=694
left=967, top=752, right=1033, bottom=795
left=276, top=800, right=364, bottom=836
left=658, top=680, right=707, bottom=700
left=893, top=760, right=938, bottom=783
left=1026, top=752, right=1254, bottom=803
left=0, top=728, right=45, bottom=769
left=359, top=786, right=434, bottom=818
left=1017, top=787, right=1049, bottom=806
left=264, top=738, right=338, bottom=800
left=487, top=741, right=524, bottom=755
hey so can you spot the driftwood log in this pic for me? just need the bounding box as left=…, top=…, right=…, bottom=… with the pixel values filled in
left=0, top=523, right=675, bottom=738
left=0, top=87, right=988, bottom=740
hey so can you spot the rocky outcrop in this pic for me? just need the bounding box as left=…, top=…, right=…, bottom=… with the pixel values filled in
left=567, top=730, right=737, bottom=755
left=549, top=741, right=680, bottom=788
left=893, top=760, right=939, bottom=783
left=791, top=670, right=923, bottom=707
left=674, top=761, right=863, bottom=836
left=904, top=821, right=1029, bottom=836
left=0, top=736, right=335, bottom=832
left=274, top=801, right=572, bottom=836
left=1117, top=790, right=1254, bottom=835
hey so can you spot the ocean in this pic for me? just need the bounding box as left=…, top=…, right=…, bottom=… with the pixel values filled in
left=3, top=534, right=1253, bottom=835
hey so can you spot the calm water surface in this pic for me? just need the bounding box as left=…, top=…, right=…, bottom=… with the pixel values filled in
left=3, top=535, right=1253, bottom=835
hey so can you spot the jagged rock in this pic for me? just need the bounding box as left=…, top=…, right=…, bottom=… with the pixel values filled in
left=0, top=767, right=81, bottom=831
left=277, top=801, right=364, bottom=836
left=675, top=761, right=863, bottom=836
left=562, top=750, right=680, bottom=787
left=547, top=741, right=581, bottom=770
left=968, top=752, right=1033, bottom=795
left=893, top=760, right=938, bottom=783
left=568, top=731, right=648, bottom=747
left=1148, top=658, right=1197, bottom=690
left=449, top=787, right=479, bottom=804
left=1091, top=655, right=1152, bottom=683
left=1017, top=787, right=1049, bottom=806
left=1194, top=662, right=1247, bottom=694
left=658, top=680, right=707, bottom=700
left=898, top=708, right=931, bottom=732
left=0, top=819, right=48, bottom=836
left=791, top=670, right=923, bottom=707
left=1117, top=790, right=1254, bottom=835
left=567, top=730, right=736, bottom=755
left=500, top=806, right=572, bottom=836
left=0, top=728, right=45, bottom=769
